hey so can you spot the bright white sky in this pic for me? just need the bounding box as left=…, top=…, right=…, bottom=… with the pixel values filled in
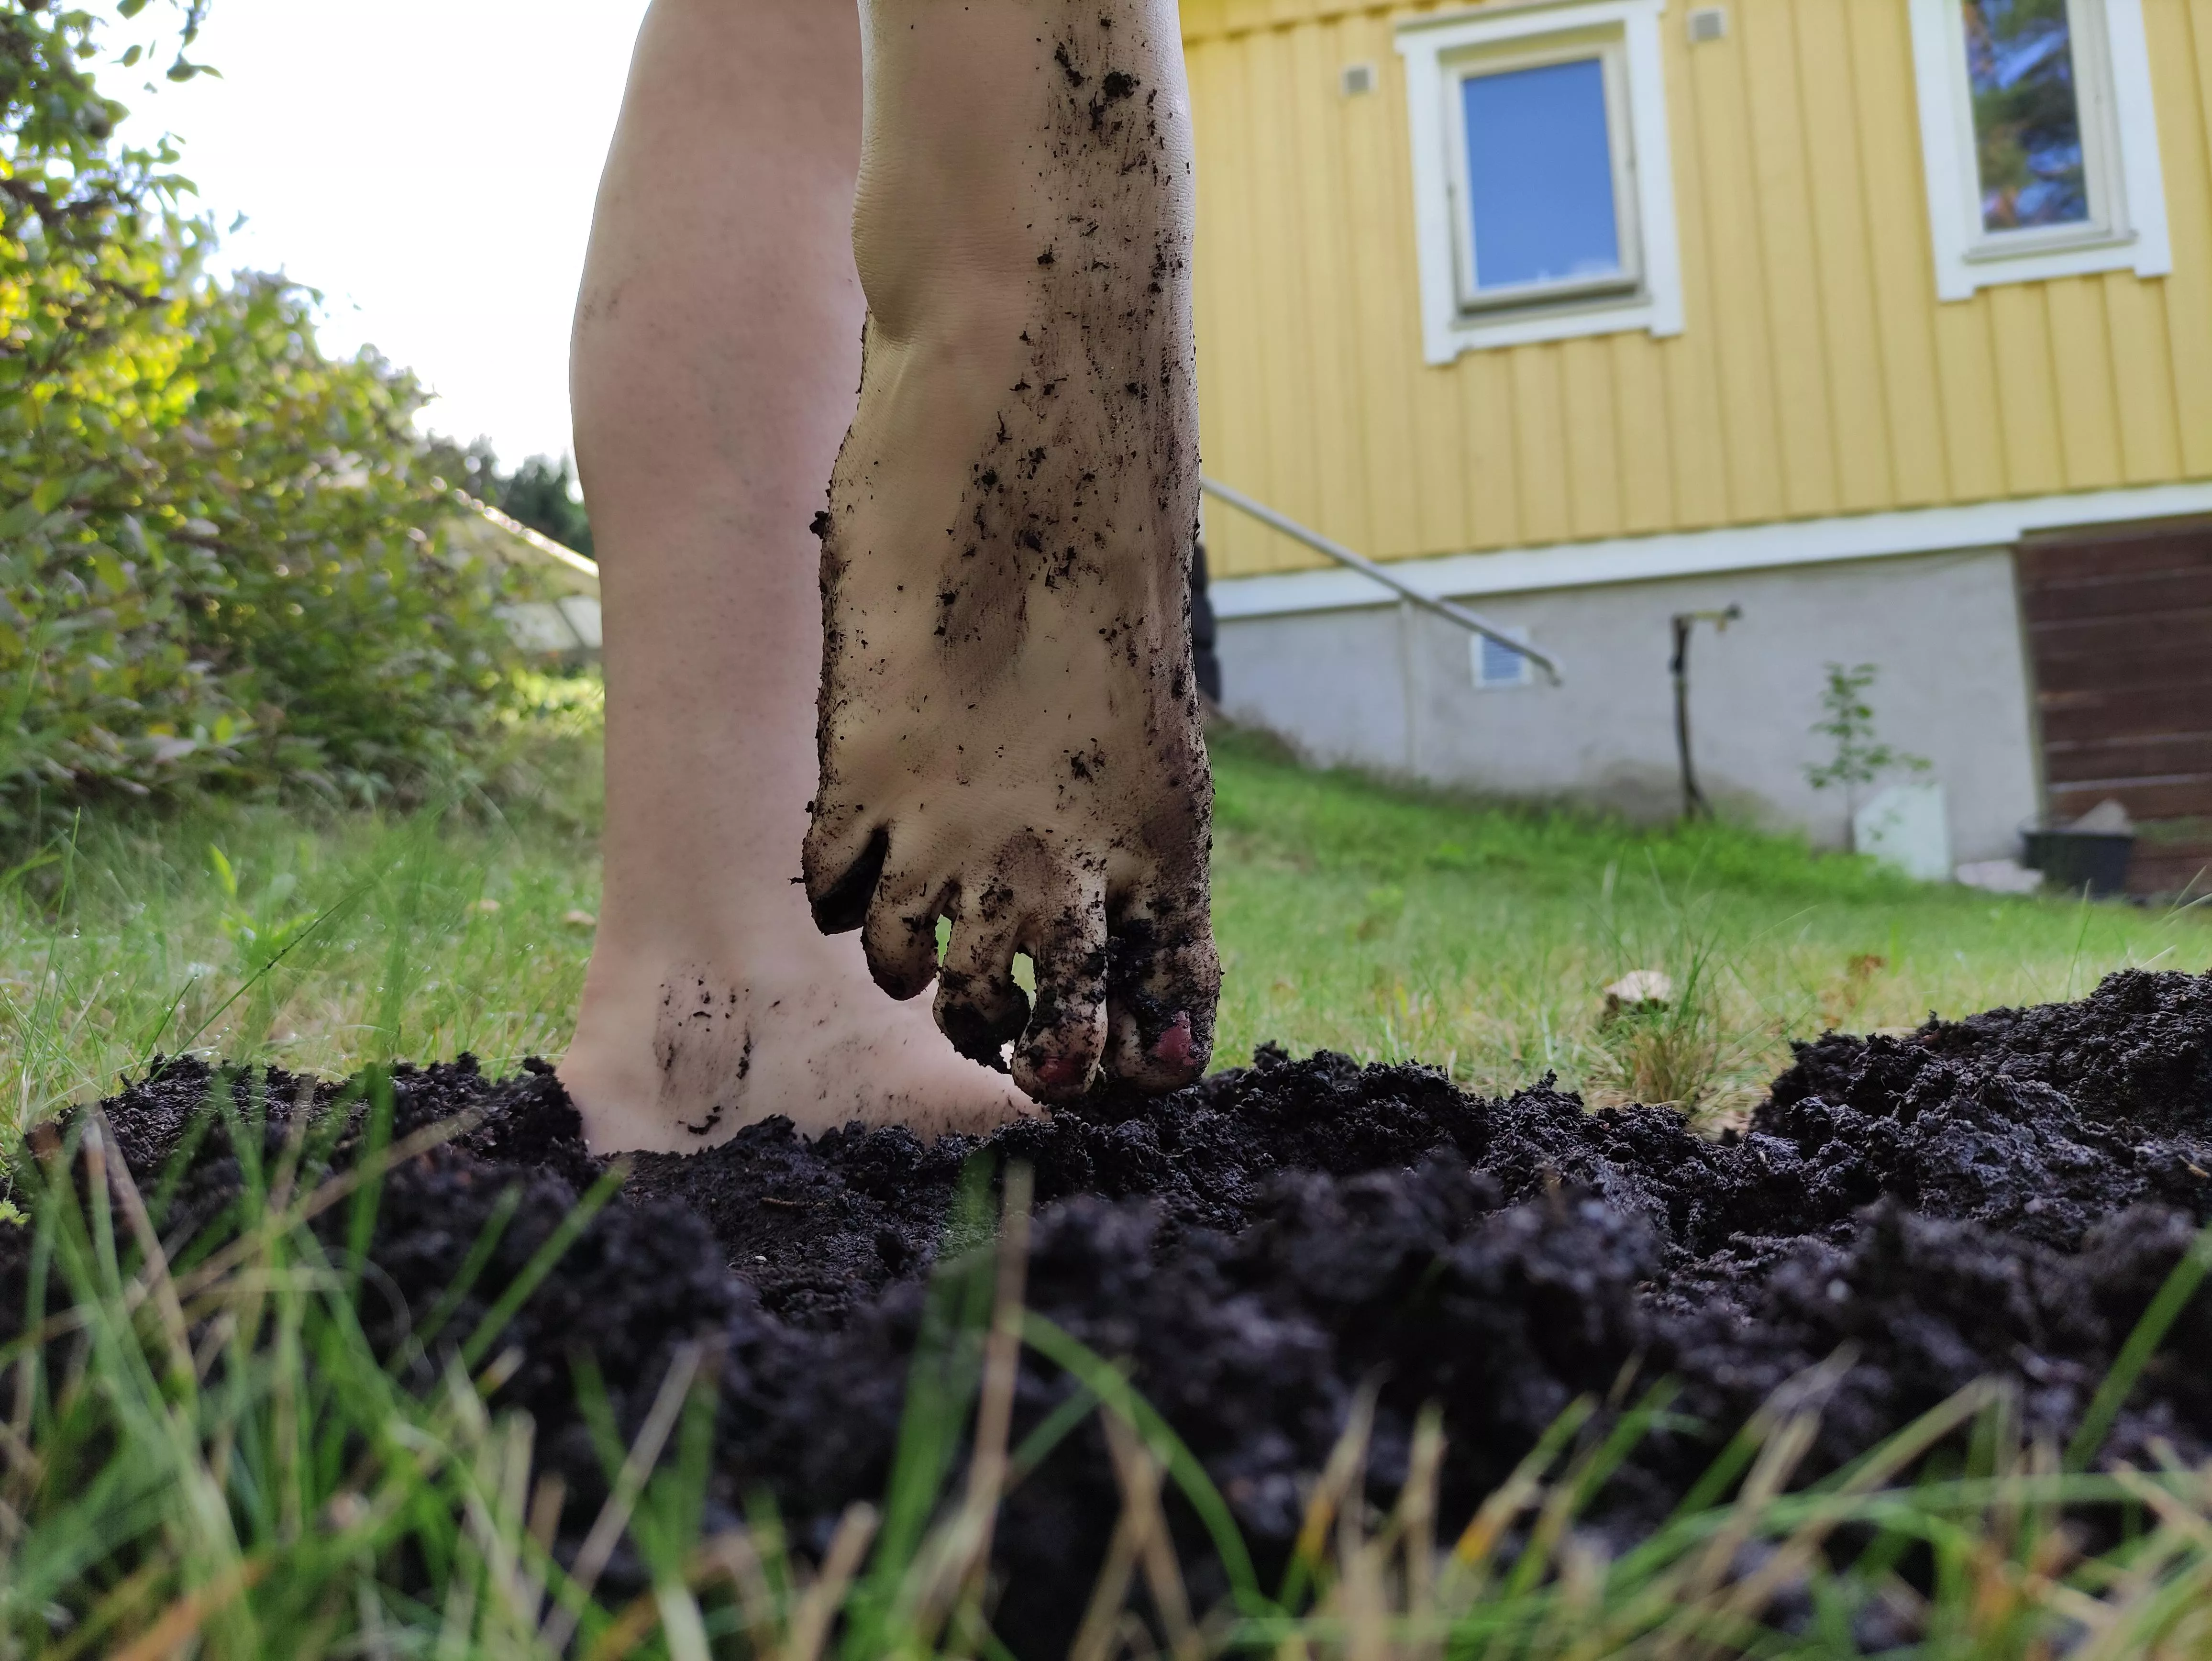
left=115, top=0, right=654, bottom=467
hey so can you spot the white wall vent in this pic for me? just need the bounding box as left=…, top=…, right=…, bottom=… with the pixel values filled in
left=1471, top=627, right=1535, bottom=690
left=1687, top=6, right=1727, bottom=43
left=1340, top=62, right=1376, bottom=96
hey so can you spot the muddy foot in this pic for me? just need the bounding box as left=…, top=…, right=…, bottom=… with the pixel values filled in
left=562, top=943, right=1035, bottom=1154
left=806, top=0, right=1218, bottom=1104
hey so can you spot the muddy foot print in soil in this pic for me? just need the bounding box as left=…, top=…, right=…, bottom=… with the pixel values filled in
left=806, top=0, right=1219, bottom=1104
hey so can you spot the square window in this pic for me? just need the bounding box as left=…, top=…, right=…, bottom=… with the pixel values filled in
left=1398, top=1, right=1683, bottom=363
left=1471, top=627, right=1535, bottom=690
left=1458, top=55, right=1634, bottom=304
left=1909, top=0, right=2169, bottom=298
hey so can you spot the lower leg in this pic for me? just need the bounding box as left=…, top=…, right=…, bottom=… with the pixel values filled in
left=560, top=0, right=1029, bottom=1152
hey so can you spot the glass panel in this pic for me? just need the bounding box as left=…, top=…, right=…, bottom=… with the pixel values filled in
left=1478, top=633, right=1528, bottom=686
left=1962, top=0, right=2090, bottom=232
left=1461, top=58, right=1622, bottom=292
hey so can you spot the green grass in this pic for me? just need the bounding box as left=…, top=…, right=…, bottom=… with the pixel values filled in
left=5, top=1111, right=2210, bottom=1659
left=1206, top=726, right=2212, bottom=1118
left=4, top=704, right=2212, bottom=1656
left=2, top=711, right=2206, bottom=1145
left=0, top=800, right=600, bottom=1140
left=0, top=685, right=608, bottom=1142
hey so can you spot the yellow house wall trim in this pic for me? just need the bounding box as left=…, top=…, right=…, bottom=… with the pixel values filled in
left=1185, top=0, right=1427, bottom=43
left=1182, top=0, right=2212, bottom=581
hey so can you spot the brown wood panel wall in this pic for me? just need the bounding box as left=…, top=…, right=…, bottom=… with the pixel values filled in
left=2016, top=526, right=2212, bottom=896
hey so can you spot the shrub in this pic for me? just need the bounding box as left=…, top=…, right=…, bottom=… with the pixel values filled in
left=0, top=0, right=523, bottom=829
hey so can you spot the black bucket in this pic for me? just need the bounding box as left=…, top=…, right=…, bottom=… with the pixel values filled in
left=2021, top=829, right=2135, bottom=898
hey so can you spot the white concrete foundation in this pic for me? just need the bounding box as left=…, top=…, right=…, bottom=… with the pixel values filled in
left=1214, top=548, right=2042, bottom=861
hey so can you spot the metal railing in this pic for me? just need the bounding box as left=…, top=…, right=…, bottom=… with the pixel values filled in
left=1198, top=476, right=1564, bottom=684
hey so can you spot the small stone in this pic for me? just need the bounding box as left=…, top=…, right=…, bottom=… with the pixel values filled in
left=1603, top=969, right=1674, bottom=1021
left=563, top=909, right=598, bottom=928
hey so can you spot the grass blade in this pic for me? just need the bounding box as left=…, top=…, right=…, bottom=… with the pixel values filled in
left=2067, top=1218, right=2212, bottom=1473
left=458, top=1162, right=626, bottom=1372
left=1021, top=1310, right=1269, bottom=1616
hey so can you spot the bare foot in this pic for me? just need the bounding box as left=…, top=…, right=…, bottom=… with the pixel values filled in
left=805, top=0, right=1219, bottom=1105
left=557, top=0, right=1032, bottom=1153
left=562, top=936, right=1034, bottom=1154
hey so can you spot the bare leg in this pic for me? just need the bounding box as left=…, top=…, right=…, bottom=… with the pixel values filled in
left=560, top=0, right=1031, bottom=1152
left=807, top=0, right=1220, bottom=1103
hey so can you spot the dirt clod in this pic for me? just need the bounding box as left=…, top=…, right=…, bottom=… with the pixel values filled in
left=10, top=970, right=2209, bottom=1651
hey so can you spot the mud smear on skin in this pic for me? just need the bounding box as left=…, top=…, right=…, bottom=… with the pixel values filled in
left=808, top=11, right=1216, bottom=1083
left=11, top=970, right=2210, bottom=1650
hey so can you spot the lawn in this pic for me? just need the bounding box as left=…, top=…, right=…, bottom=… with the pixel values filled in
left=4, top=706, right=2212, bottom=1657
left=3, top=710, right=2204, bottom=1141
left=1207, top=727, right=2212, bottom=1118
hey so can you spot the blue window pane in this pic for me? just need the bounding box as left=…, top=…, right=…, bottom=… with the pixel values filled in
left=1962, top=0, right=2089, bottom=231
left=1462, top=58, right=1622, bottom=292
left=1479, top=632, right=1529, bottom=686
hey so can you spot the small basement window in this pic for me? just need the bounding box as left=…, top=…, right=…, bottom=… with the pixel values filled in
left=1909, top=0, right=2169, bottom=298
left=1398, top=0, right=1683, bottom=363
left=1471, top=627, right=1535, bottom=690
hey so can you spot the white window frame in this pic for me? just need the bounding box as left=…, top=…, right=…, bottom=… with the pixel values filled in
left=1445, top=35, right=1643, bottom=313
left=1909, top=0, right=2170, bottom=300
left=1397, top=0, right=1684, bottom=365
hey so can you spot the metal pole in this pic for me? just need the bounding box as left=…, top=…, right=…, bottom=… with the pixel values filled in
left=1670, top=604, right=1742, bottom=821
left=1198, top=476, right=1564, bottom=685
left=1671, top=614, right=1706, bottom=819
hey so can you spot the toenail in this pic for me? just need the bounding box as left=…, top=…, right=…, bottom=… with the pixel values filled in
left=1152, top=1012, right=1195, bottom=1070
left=1035, top=1053, right=1086, bottom=1091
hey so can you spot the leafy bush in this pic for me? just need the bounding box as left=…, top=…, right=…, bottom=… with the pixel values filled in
left=0, top=0, right=522, bottom=828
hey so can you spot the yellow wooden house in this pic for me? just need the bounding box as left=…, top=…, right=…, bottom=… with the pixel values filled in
left=1183, top=0, right=2212, bottom=892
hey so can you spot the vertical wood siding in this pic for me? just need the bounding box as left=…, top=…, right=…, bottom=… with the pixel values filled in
left=1184, top=0, right=2212, bottom=578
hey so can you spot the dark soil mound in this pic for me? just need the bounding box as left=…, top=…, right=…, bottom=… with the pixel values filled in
left=10, top=969, right=2211, bottom=1652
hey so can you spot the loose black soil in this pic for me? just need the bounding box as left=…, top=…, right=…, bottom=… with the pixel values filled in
left=9, top=969, right=2211, bottom=1651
